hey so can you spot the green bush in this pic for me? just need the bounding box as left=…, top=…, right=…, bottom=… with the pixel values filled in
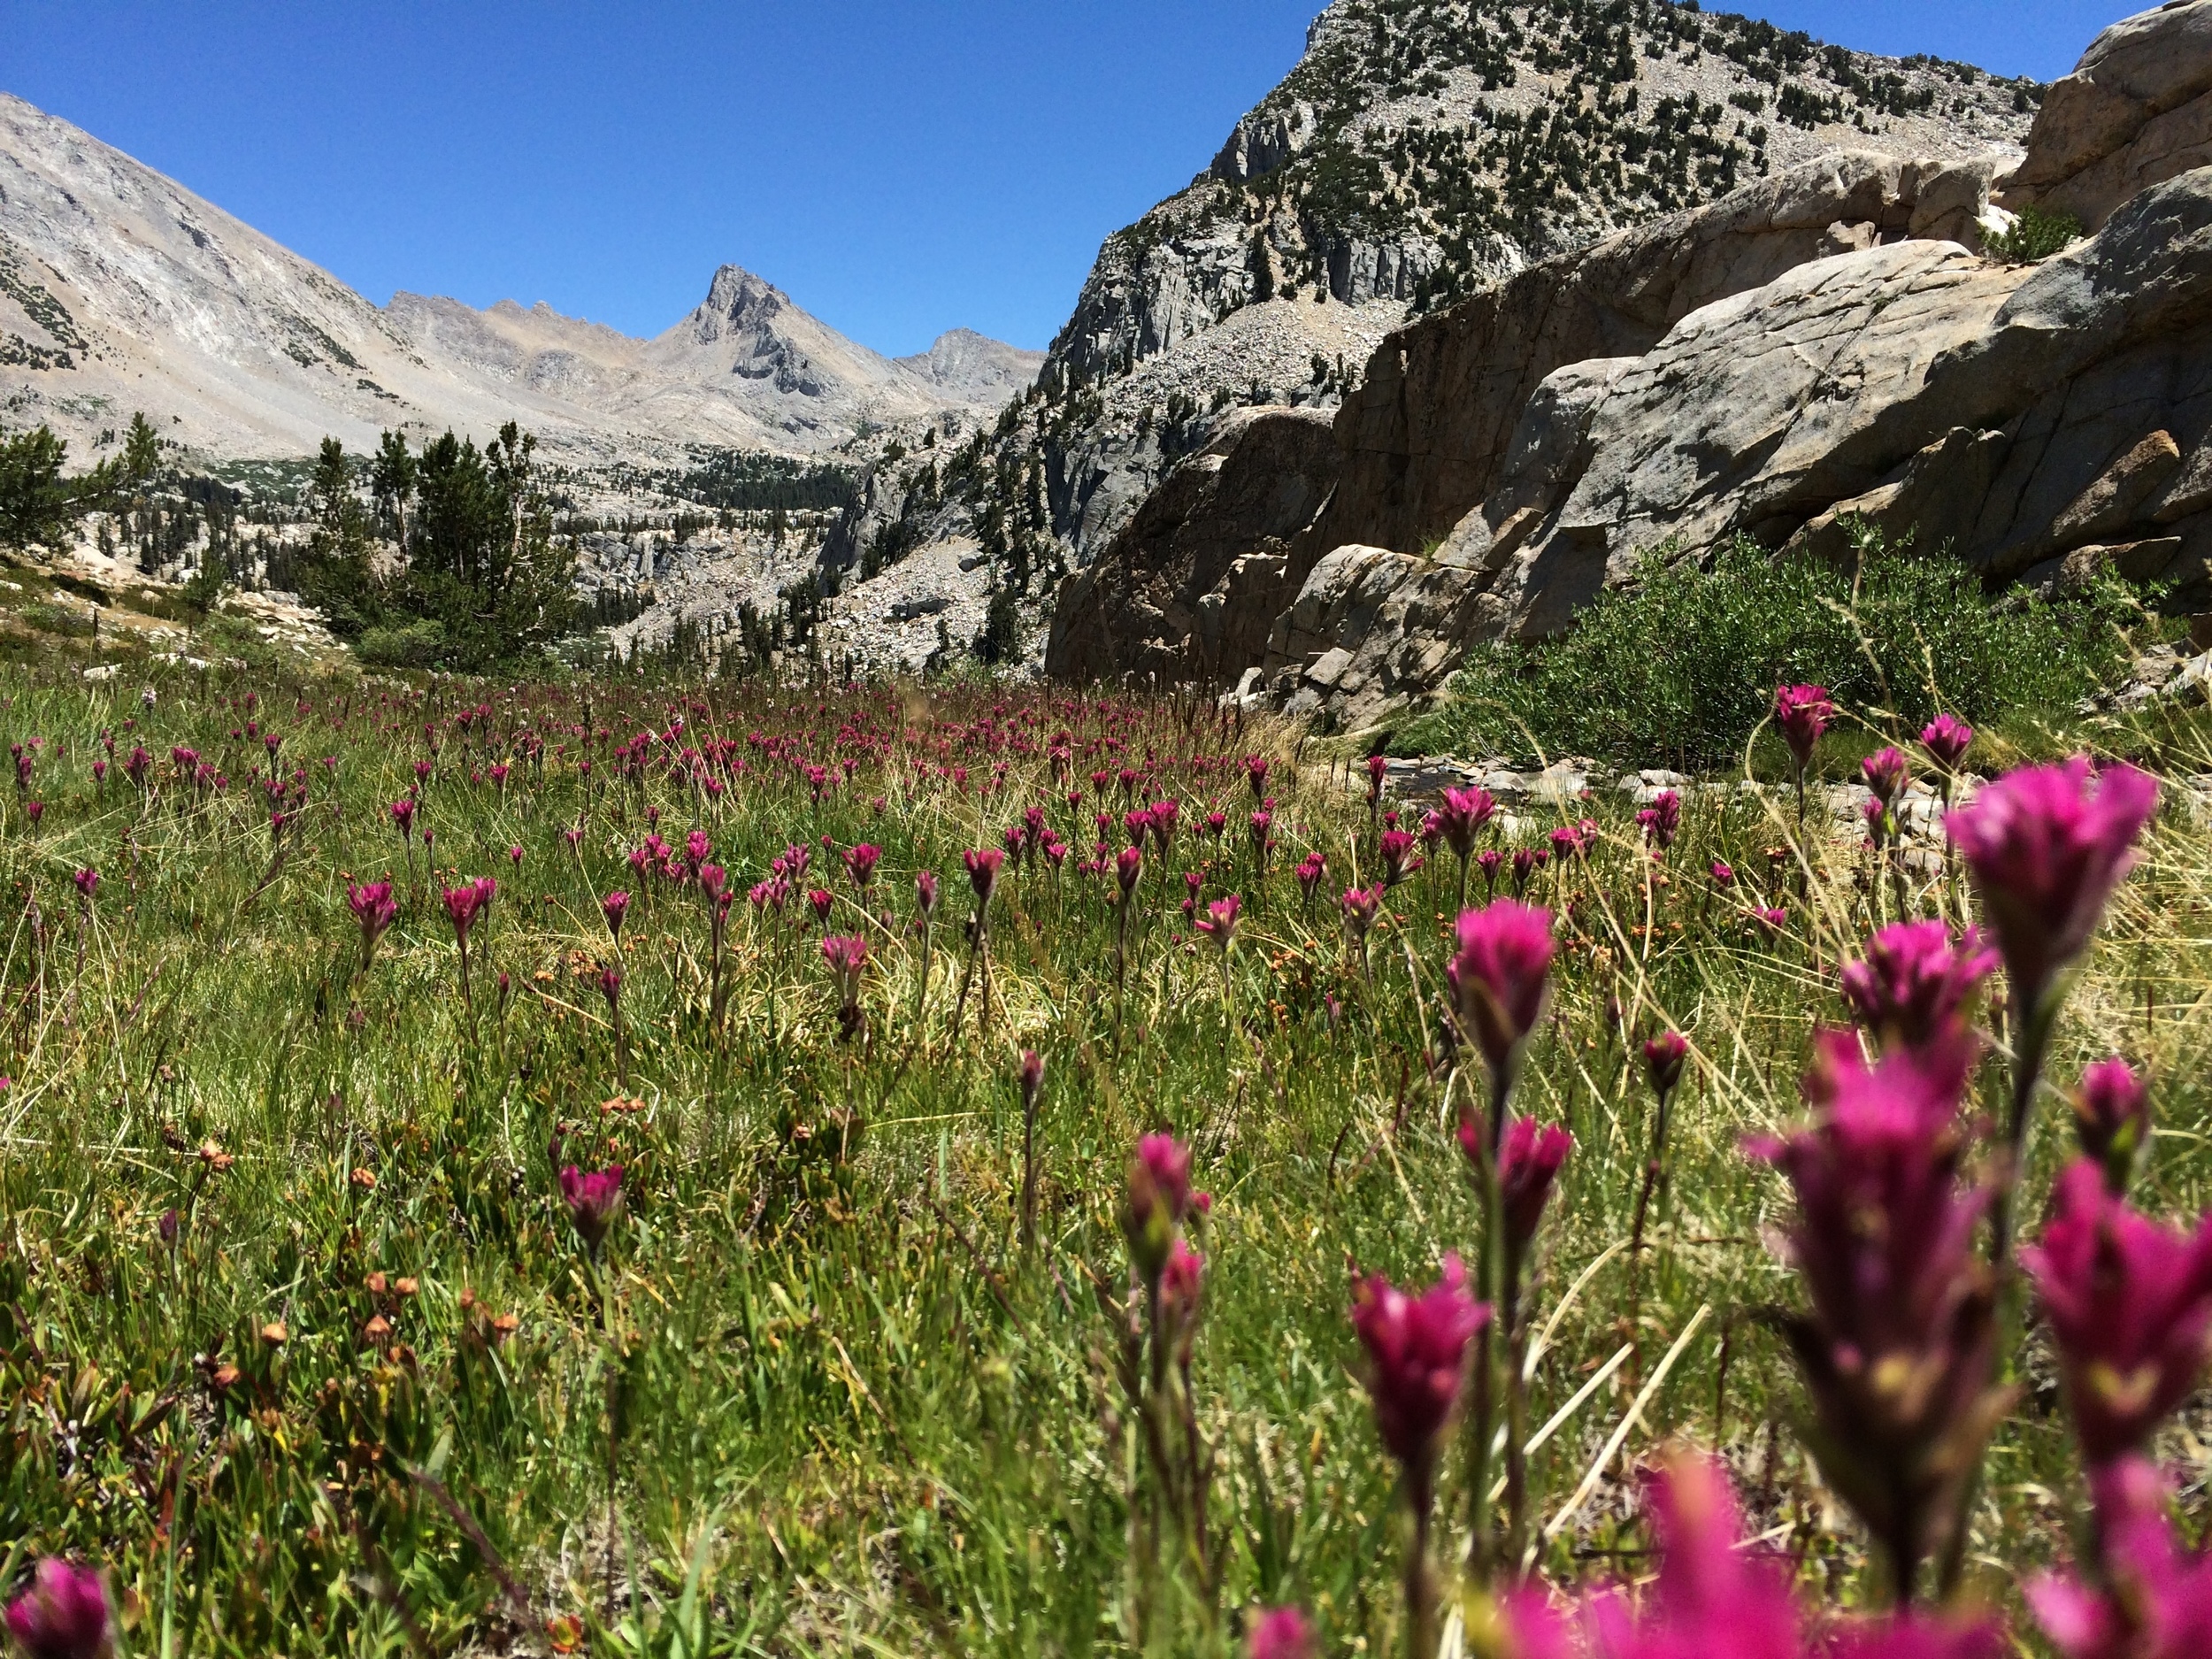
left=1396, top=534, right=2145, bottom=768
left=356, top=618, right=448, bottom=668
left=1985, top=205, right=2079, bottom=264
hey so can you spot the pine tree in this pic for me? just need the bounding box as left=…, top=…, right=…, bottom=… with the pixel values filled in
left=0, top=426, right=74, bottom=553
left=371, top=430, right=417, bottom=557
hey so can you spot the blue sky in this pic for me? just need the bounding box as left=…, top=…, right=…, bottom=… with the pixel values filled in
left=1, top=1, right=2120, bottom=357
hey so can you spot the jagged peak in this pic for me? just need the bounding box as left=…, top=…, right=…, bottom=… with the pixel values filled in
left=700, top=265, right=788, bottom=325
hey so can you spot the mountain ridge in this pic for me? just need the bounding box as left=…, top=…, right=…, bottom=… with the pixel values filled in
left=819, top=0, right=2042, bottom=639
left=0, top=91, right=1040, bottom=468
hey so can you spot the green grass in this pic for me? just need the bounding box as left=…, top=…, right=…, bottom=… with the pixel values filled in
left=0, top=655, right=2204, bottom=1655
left=1396, top=536, right=2151, bottom=770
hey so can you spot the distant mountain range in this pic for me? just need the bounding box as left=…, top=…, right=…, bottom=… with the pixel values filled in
left=0, top=91, right=1041, bottom=467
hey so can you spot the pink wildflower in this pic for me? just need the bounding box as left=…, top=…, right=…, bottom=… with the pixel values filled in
left=2023, top=1160, right=2212, bottom=1463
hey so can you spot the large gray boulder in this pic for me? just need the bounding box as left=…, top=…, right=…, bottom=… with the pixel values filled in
left=2002, top=1, right=2212, bottom=230
left=1261, top=546, right=1487, bottom=732
left=1271, top=161, right=2212, bottom=726
left=1042, top=406, right=1337, bottom=685
left=1479, top=167, right=2212, bottom=639
left=1477, top=242, right=2031, bottom=637
left=1304, top=150, right=2000, bottom=567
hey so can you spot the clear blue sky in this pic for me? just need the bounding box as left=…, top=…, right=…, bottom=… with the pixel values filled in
left=0, top=1, right=2121, bottom=357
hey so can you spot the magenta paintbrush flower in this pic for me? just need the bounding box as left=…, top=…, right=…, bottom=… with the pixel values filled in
left=389, top=797, right=416, bottom=839
left=1642, top=1029, right=1688, bottom=1100
left=2072, top=1056, right=2151, bottom=1193
left=1746, top=1026, right=2002, bottom=1596
left=1637, top=788, right=1681, bottom=850
left=1481, top=1115, right=1572, bottom=1257
left=1340, top=884, right=1381, bottom=937
left=915, top=868, right=939, bottom=920
left=1505, top=1454, right=2001, bottom=1659
left=1476, top=847, right=1503, bottom=896
left=4, top=1558, right=111, bottom=1659
left=1839, top=921, right=1998, bottom=1054
left=964, top=847, right=1002, bottom=907
left=1125, top=1132, right=1194, bottom=1279
left=1434, top=785, right=1496, bottom=863
left=1195, top=893, right=1241, bottom=952
left=1920, top=713, right=1974, bottom=773
left=558, top=1164, right=624, bottom=1253
left=2029, top=1454, right=2212, bottom=1659
left=1379, top=827, right=1422, bottom=887
left=821, top=933, right=869, bottom=1007
left=842, top=842, right=880, bottom=888
left=1946, top=757, right=2157, bottom=1016
left=2022, top=1160, right=2212, bottom=1463
left=601, top=889, right=631, bottom=940
left=1149, top=797, right=1179, bottom=856
left=1863, top=746, right=1911, bottom=808
left=1116, top=843, right=1142, bottom=901
left=348, top=880, right=397, bottom=964
left=1246, top=1606, right=1314, bottom=1659
left=442, top=880, right=485, bottom=942
left=1159, top=1236, right=1204, bottom=1334
left=1295, top=850, right=1325, bottom=907
left=1774, top=684, right=1836, bottom=772
left=1446, top=901, right=1555, bottom=1086
left=1350, top=1253, right=1487, bottom=1474
left=1621, top=1455, right=1805, bottom=1659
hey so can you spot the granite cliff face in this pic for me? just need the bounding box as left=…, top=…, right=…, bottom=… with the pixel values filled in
left=1999, top=0, right=2212, bottom=229
left=0, top=92, right=1038, bottom=466
left=835, top=0, right=2036, bottom=631
left=1048, top=1, right=2212, bottom=735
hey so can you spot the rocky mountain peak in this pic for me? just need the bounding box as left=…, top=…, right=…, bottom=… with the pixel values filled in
left=691, top=265, right=790, bottom=341
left=1, top=96, right=1037, bottom=465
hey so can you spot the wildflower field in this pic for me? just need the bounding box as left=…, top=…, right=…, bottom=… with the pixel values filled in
left=3, top=660, right=2211, bottom=1659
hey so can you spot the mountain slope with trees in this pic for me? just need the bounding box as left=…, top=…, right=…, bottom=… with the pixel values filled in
left=824, top=0, right=2039, bottom=658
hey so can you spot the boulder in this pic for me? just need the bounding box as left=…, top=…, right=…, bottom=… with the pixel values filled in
left=1302, top=151, right=2000, bottom=567
left=2003, top=1, right=2212, bottom=230
left=1477, top=241, right=2030, bottom=638
left=1271, top=161, right=2212, bottom=725
left=1042, top=406, right=1337, bottom=685
left=1261, top=546, right=1487, bottom=730
left=1479, top=166, right=2212, bottom=637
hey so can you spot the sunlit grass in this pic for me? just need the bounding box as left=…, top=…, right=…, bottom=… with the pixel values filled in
left=0, top=657, right=2204, bottom=1655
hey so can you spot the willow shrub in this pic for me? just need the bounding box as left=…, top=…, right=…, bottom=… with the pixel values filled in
left=1399, top=534, right=2148, bottom=769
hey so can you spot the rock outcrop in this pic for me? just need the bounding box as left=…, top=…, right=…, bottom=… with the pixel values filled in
left=1047, top=4, right=2212, bottom=733
left=1472, top=239, right=2030, bottom=638
left=1304, top=150, right=2001, bottom=566
left=1262, top=546, right=1487, bottom=729
left=1310, top=158, right=2212, bottom=722
left=1043, top=150, right=2004, bottom=691
left=1043, top=408, right=1336, bottom=686
left=2001, top=0, right=2212, bottom=230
